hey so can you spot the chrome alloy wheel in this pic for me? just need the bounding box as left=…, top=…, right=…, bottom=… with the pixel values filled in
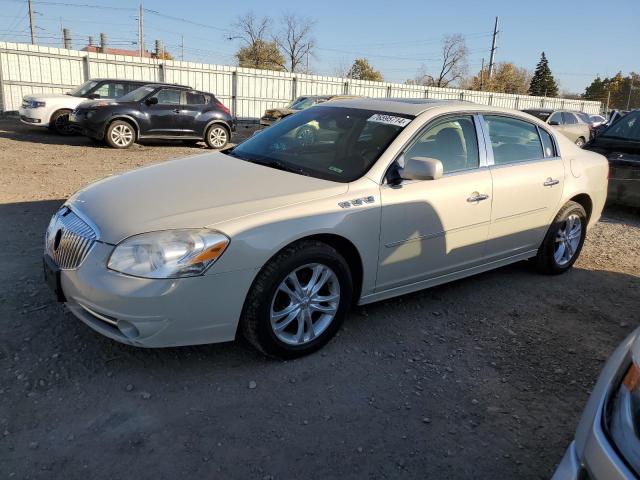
left=554, top=214, right=582, bottom=266
left=270, top=263, right=340, bottom=346
left=208, top=126, right=228, bottom=148
left=110, top=124, right=134, bottom=147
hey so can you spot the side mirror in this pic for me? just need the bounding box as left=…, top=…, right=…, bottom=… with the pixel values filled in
left=146, top=96, right=158, bottom=105
left=401, top=156, right=443, bottom=181
left=549, top=120, right=560, bottom=126
left=87, top=93, right=100, bottom=99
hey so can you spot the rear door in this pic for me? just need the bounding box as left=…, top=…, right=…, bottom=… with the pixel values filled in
left=561, top=112, right=586, bottom=143
left=180, top=91, right=208, bottom=136
left=482, top=114, right=565, bottom=259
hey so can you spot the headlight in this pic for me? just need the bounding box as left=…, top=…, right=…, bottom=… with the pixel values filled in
left=107, top=229, right=229, bottom=279
left=606, top=355, right=640, bottom=474
left=28, top=100, right=46, bottom=108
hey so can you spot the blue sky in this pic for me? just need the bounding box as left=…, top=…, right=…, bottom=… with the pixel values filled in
left=1, top=0, right=638, bottom=92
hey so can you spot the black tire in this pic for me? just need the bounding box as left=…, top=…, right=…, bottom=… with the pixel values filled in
left=105, top=120, right=136, bottom=149
left=49, top=109, right=74, bottom=135
left=241, top=240, right=353, bottom=358
left=204, top=124, right=230, bottom=149
left=533, top=201, right=587, bottom=275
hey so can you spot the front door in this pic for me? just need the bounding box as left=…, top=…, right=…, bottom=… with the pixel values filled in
left=142, top=88, right=184, bottom=136
left=482, top=114, right=565, bottom=259
left=377, top=114, right=493, bottom=292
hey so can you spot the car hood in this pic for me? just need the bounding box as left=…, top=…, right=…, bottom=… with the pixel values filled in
left=66, top=152, right=348, bottom=244
left=24, top=93, right=77, bottom=101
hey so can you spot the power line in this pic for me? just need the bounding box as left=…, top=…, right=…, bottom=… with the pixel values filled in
left=143, top=8, right=229, bottom=33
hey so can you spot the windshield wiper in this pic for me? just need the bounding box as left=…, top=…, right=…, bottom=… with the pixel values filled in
left=259, top=159, right=310, bottom=176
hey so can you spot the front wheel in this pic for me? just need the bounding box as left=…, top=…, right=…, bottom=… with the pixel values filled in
left=241, top=240, right=353, bottom=358
left=205, top=124, right=229, bottom=149
left=50, top=109, right=74, bottom=135
left=534, top=201, right=587, bottom=274
left=105, top=120, right=135, bottom=149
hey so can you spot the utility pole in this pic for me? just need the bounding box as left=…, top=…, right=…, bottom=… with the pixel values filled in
left=488, top=16, right=499, bottom=79
left=480, top=58, right=485, bottom=90
left=63, top=28, right=71, bottom=49
left=626, top=76, right=635, bottom=111
left=180, top=35, right=184, bottom=61
left=28, top=0, right=36, bottom=44
left=138, top=3, right=145, bottom=57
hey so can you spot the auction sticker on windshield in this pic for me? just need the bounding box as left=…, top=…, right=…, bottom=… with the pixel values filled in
left=367, top=114, right=412, bottom=127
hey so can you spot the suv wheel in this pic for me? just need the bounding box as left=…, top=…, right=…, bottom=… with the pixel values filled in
left=105, top=120, right=135, bottom=149
left=241, top=240, right=353, bottom=358
left=534, top=201, right=587, bottom=274
left=205, top=124, right=229, bottom=149
left=50, top=109, right=74, bottom=135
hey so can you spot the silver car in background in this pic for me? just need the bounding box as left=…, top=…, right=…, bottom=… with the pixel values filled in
left=553, top=327, right=640, bottom=479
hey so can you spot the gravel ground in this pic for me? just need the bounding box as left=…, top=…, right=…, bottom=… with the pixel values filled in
left=1, top=119, right=639, bottom=479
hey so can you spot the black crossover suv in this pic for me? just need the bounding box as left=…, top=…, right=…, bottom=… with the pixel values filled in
left=70, top=84, right=235, bottom=149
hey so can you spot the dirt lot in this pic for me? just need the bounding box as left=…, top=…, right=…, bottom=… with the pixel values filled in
left=1, top=118, right=639, bottom=479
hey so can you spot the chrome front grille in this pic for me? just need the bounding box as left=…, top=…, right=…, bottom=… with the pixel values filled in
left=45, top=207, right=98, bottom=269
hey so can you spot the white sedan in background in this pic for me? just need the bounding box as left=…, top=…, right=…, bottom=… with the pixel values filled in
left=44, top=99, right=608, bottom=357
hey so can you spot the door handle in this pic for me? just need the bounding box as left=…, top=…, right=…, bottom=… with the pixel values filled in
left=467, top=193, right=490, bottom=203
left=543, top=178, right=560, bottom=187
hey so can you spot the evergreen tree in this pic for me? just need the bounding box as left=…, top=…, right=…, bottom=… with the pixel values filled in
left=528, top=52, right=558, bottom=97
left=348, top=58, right=383, bottom=82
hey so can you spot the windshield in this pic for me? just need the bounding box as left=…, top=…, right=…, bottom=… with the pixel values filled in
left=118, top=86, right=156, bottom=103
left=68, top=80, right=98, bottom=97
left=600, top=112, right=640, bottom=141
left=289, top=97, right=325, bottom=111
left=230, top=106, right=413, bottom=182
left=523, top=110, right=551, bottom=122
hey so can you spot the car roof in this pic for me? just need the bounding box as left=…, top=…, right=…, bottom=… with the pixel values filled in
left=89, top=78, right=191, bottom=89
left=319, top=98, right=471, bottom=116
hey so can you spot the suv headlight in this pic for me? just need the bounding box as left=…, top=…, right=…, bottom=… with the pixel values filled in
left=28, top=100, right=46, bottom=108
left=606, top=351, right=640, bottom=475
left=108, top=229, right=229, bottom=279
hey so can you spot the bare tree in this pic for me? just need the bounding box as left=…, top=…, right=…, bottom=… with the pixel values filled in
left=275, top=14, right=316, bottom=73
left=426, top=34, right=468, bottom=87
left=234, top=12, right=270, bottom=48
left=233, top=12, right=284, bottom=70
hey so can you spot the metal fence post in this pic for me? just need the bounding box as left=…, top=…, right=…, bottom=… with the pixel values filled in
left=231, top=70, right=238, bottom=119
left=343, top=81, right=349, bottom=95
left=459, top=91, right=465, bottom=101
left=424, top=88, right=429, bottom=99
left=292, top=76, right=297, bottom=101
left=515, top=96, right=519, bottom=110
left=489, top=94, right=493, bottom=106
left=158, top=63, right=165, bottom=83
left=83, top=55, right=91, bottom=81
left=387, top=85, right=392, bottom=98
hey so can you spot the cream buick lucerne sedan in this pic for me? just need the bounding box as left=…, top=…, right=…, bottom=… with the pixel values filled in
left=44, top=99, right=608, bottom=358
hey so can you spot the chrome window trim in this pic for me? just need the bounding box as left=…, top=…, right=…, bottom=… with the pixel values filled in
left=480, top=113, right=560, bottom=168
left=477, top=114, right=494, bottom=166
left=535, top=125, right=559, bottom=158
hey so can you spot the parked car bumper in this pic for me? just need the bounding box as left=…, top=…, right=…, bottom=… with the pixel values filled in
left=552, top=327, right=640, bottom=480
left=69, top=111, right=108, bottom=139
left=55, top=241, right=257, bottom=347
left=19, top=107, right=49, bottom=127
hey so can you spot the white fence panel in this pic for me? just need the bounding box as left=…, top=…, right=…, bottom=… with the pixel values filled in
left=0, top=41, right=602, bottom=118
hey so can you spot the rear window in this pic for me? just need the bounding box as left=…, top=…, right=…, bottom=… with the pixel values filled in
left=523, top=110, right=550, bottom=122
left=186, top=92, right=207, bottom=105
left=562, top=112, right=578, bottom=125
left=576, top=112, right=592, bottom=124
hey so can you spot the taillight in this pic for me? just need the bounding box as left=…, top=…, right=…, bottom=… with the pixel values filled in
left=215, top=101, right=230, bottom=115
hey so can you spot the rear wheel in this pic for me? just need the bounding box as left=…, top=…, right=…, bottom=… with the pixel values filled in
left=105, top=120, right=135, bottom=149
left=534, top=201, right=587, bottom=274
left=241, top=240, right=353, bottom=358
left=50, top=109, right=74, bottom=135
left=205, top=124, right=229, bottom=149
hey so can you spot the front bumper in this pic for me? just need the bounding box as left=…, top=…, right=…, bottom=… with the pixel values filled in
left=19, top=107, right=48, bottom=127
left=552, top=329, right=640, bottom=480
left=55, top=241, right=257, bottom=347
left=69, top=111, right=107, bottom=139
